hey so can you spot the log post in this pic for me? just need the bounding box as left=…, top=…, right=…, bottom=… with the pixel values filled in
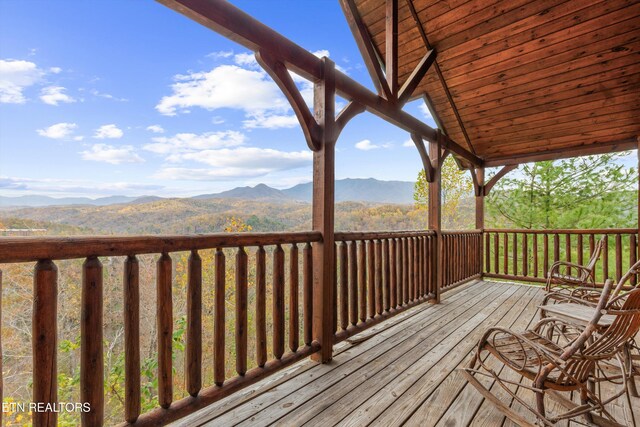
left=637, top=136, right=639, bottom=247
left=311, top=57, right=337, bottom=363
left=475, top=167, right=485, bottom=278
left=33, top=260, right=57, bottom=427
left=428, top=131, right=443, bottom=303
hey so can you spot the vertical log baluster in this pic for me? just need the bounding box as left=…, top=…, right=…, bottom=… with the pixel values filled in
left=375, top=239, right=383, bottom=315
left=383, top=239, right=390, bottom=311
left=543, top=234, right=549, bottom=278
left=273, top=244, right=285, bottom=359
left=214, top=248, right=226, bottom=385
left=403, top=237, right=409, bottom=304
left=156, top=253, right=172, bottom=409
left=553, top=234, right=560, bottom=264
left=256, top=246, right=267, bottom=367
left=367, top=240, right=375, bottom=318
left=390, top=238, right=397, bottom=309
left=348, top=241, right=358, bottom=326
left=615, top=234, right=622, bottom=282
left=33, top=260, right=58, bottom=427
left=186, top=250, right=202, bottom=397
left=485, top=233, right=490, bottom=274
left=631, top=234, right=638, bottom=286
left=522, top=233, right=528, bottom=277
left=290, top=244, right=300, bottom=352
left=398, top=238, right=404, bottom=305
left=503, top=233, right=508, bottom=275
left=493, top=233, right=498, bottom=274
left=236, top=247, right=248, bottom=373
left=338, top=241, right=348, bottom=331
left=533, top=234, right=538, bottom=278
left=333, top=245, right=338, bottom=333
left=82, top=256, right=105, bottom=424
left=603, top=235, right=609, bottom=281
left=512, top=233, right=518, bottom=276
left=303, top=243, right=313, bottom=346
left=577, top=234, right=584, bottom=267
left=411, top=237, right=418, bottom=300
left=565, top=234, right=571, bottom=276
left=123, top=256, right=140, bottom=422
left=358, top=241, right=367, bottom=322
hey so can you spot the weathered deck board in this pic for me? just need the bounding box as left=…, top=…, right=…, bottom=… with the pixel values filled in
left=170, top=281, right=640, bottom=427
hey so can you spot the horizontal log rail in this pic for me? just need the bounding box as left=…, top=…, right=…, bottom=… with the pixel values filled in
left=483, top=229, right=638, bottom=287
left=0, top=231, right=322, bottom=263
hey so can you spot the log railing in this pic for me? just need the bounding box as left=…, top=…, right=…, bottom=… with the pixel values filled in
left=483, top=229, right=638, bottom=286
left=0, top=228, right=487, bottom=426
left=441, top=230, right=483, bottom=291
left=0, top=232, right=322, bottom=426
left=333, top=231, right=437, bottom=343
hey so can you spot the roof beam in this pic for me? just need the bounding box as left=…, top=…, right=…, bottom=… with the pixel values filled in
left=339, top=0, right=392, bottom=100
left=405, top=0, right=476, bottom=155
left=156, top=0, right=482, bottom=166
left=398, top=49, right=436, bottom=106
left=483, top=138, right=638, bottom=167
left=385, top=0, right=398, bottom=98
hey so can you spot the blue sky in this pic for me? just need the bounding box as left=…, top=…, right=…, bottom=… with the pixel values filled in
left=0, top=0, right=434, bottom=198
left=0, top=1, right=635, bottom=199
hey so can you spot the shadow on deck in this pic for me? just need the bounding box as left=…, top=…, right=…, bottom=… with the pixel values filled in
left=171, top=281, right=639, bottom=426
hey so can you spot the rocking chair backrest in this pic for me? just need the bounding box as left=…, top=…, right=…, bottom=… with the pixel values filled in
left=585, top=286, right=640, bottom=358
left=584, top=236, right=606, bottom=273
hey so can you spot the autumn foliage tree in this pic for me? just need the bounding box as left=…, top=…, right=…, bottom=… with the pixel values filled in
left=413, top=155, right=474, bottom=229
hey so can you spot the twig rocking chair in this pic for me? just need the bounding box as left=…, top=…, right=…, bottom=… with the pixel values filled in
left=545, top=236, right=606, bottom=293
left=462, top=280, right=640, bottom=426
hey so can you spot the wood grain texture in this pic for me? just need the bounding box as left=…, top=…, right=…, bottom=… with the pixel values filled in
left=82, top=256, right=104, bottom=424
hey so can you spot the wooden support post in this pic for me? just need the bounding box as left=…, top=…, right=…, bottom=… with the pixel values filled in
left=82, top=256, right=104, bottom=425
left=429, top=131, right=443, bottom=303
left=475, top=168, right=485, bottom=277
left=637, top=137, right=639, bottom=243
left=385, top=0, right=398, bottom=98
left=311, top=57, right=337, bottom=363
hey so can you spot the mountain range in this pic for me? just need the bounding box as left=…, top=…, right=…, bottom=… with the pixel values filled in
left=0, top=178, right=416, bottom=207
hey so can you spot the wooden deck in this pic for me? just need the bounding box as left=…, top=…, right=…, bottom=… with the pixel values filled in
left=171, top=281, right=639, bottom=427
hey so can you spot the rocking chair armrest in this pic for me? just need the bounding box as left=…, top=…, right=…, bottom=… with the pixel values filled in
left=549, top=261, right=592, bottom=272
left=541, top=291, right=599, bottom=307
left=481, top=326, right=566, bottom=366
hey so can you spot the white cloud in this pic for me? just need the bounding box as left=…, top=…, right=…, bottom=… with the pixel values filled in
left=155, top=147, right=311, bottom=180
left=207, top=50, right=233, bottom=59
left=94, top=124, right=124, bottom=139
left=354, top=139, right=392, bottom=151
left=403, top=138, right=414, bottom=148
left=0, top=175, right=161, bottom=196
left=233, top=52, right=259, bottom=69
left=40, top=85, right=75, bottom=105
left=49, top=67, right=62, bottom=74
left=36, top=122, right=77, bottom=139
left=0, top=59, right=45, bottom=103
left=89, top=89, right=127, bottom=102
left=143, top=130, right=245, bottom=159
left=81, top=144, right=144, bottom=164
left=243, top=113, right=298, bottom=129
left=146, top=124, right=165, bottom=134
left=419, top=103, right=432, bottom=119
left=156, top=64, right=288, bottom=116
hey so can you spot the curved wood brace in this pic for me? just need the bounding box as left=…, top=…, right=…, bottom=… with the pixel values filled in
left=484, top=164, right=518, bottom=196
left=336, top=101, right=365, bottom=138
left=256, top=50, right=321, bottom=151
left=469, top=167, right=482, bottom=197
left=410, top=133, right=434, bottom=182
left=398, top=49, right=436, bottom=106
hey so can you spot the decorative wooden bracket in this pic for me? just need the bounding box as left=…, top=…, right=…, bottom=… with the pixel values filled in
left=398, top=49, right=436, bottom=106
left=469, top=167, right=482, bottom=197
left=256, top=50, right=322, bottom=151
left=411, top=133, right=435, bottom=182
left=339, top=0, right=392, bottom=101
left=483, top=164, right=518, bottom=196
left=336, top=101, right=365, bottom=138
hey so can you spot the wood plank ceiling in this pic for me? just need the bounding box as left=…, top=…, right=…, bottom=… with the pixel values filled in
left=352, top=0, right=640, bottom=166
